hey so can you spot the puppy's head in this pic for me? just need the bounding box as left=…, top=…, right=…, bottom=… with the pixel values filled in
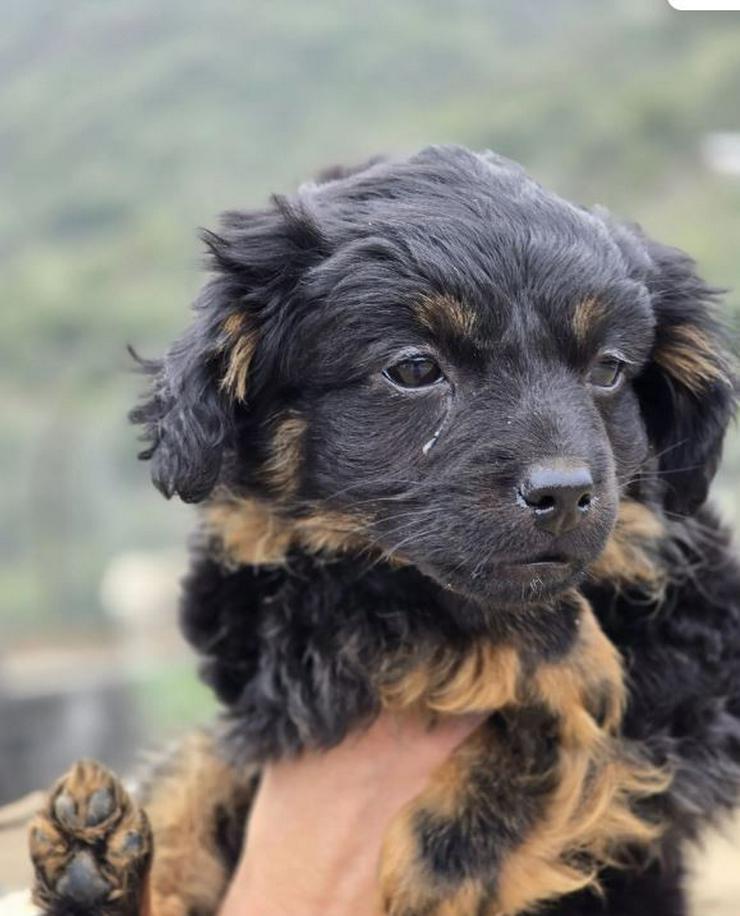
left=132, top=146, right=736, bottom=607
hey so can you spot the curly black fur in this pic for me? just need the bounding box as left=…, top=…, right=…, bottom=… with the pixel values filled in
left=181, top=544, right=580, bottom=761
left=132, top=146, right=739, bottom=914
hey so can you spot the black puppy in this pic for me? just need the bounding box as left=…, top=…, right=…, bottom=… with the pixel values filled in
left=30, top=146, right=739, bottom=916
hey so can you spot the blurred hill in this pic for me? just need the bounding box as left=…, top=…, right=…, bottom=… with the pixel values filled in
left=1, top=0, right=739, bottom=641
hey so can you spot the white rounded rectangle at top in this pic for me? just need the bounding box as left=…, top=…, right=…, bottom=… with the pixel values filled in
left=668, top=0, right=740, bottom=8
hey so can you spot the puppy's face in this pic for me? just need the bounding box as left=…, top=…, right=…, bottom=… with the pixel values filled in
left=134, top=147, right=735, bottom=609
left=291, top=283, right=649, bottom=605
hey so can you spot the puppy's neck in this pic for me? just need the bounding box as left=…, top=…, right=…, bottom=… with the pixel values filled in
left=196, top=495, right=585, bottom=656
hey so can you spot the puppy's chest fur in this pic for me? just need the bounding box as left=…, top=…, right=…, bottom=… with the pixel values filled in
left=182, top=529, right=584, bottom=760
left=181, top=511, right=667, bottom=913
left=183, top=494, right=667, bottom=758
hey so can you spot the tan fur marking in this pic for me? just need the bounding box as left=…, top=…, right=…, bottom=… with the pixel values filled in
left=589, top=499, right=666, bottom=593
left=435, top=882, right=488, bottom=916
left=653, top=323, right=728, bottom=394
left=572, top=297, right=605, bottom=343
left=222, top=312, right=246, bottom=339
left=534, top=596, right=624, bottom=738
left=205, top=498, right=373, bottom=566
left=415, top=294, right=477, bottom=338
left=380, top=643, right=520, bottom=715
left=220, top=312, right=258, bottom=402
left=293, top=510, right=371, bottom=556
left=263, top=415, right=307, bottom=498
left=205, top=499, right=294, bottom=565
left=495, top=743, right=666, bottom=914
left=144, top=732, right=257, bottom=916
left=378, top=805, right=428, bottom=914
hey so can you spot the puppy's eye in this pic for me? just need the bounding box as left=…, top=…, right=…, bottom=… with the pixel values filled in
left=384, top=357, right=445, bottom=389
left=587, top=356, right=624, bottom=390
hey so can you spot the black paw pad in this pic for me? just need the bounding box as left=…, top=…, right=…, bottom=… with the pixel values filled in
left=53, top=792, right=77, bottom=830
left=57, top=851, right=111, bottom=905
left=86, top=787, right=115, bottom=826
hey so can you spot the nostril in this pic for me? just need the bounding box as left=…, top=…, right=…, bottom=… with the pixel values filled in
left=531, top=493, right=556, bottom=512
left=577, top=492, right=592, bottom=510
left=518, top=488, right=557, bottom=512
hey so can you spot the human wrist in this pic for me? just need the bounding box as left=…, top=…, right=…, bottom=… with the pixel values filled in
left=222, top=827, right=380, bottom=916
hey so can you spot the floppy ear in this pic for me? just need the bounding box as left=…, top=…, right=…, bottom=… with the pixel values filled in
left=130, top=196, right=328, bottom=503
left=631, top=238, right=737, bottom=516
left=129, top=276, right=238, bottom=503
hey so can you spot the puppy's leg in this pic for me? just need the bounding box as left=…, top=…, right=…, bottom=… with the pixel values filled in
left=378, top=597, right=666, bottom=916
left=139, top=732, right=257, bottom=916
left=29, top=760, right=152, bottom=916
left=378, top=708, right=558, bottom=916
left=30, top=732, right=257, bottom=916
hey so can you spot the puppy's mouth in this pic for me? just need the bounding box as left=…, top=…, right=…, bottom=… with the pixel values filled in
left=429, top=551, right=586, bottom=605
left=495, top=552, right=572, bottom=578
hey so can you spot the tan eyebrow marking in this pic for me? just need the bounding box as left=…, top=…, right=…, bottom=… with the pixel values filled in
left=414, top=294, right=477, bottom=339
left=653, top=323, right=730, bottom=395
left=572, top=297, right=606, bottom=343
left=220, top=312, right=258, bottom=402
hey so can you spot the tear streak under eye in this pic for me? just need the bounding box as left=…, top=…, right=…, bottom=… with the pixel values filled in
left=422, top=394, right=453, bottom=456
left=422, top=426, right=442, bottom=455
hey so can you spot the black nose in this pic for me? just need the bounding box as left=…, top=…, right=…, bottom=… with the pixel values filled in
left=518, top=463, right=594, bottom=535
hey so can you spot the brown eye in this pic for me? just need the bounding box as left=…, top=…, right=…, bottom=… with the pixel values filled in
left=384, top=357, right=445, bottom=389
left=588, top=356, right=624, bottom=390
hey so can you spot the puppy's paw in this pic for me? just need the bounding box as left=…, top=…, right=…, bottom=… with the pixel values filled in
left=29, top=760, right=151, bottom=916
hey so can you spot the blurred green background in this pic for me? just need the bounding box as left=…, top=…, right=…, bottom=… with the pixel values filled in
left=0, top=0, right=738, bottom=782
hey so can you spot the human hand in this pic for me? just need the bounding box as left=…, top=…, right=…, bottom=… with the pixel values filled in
left=219, top=710, right=484, bottom=916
